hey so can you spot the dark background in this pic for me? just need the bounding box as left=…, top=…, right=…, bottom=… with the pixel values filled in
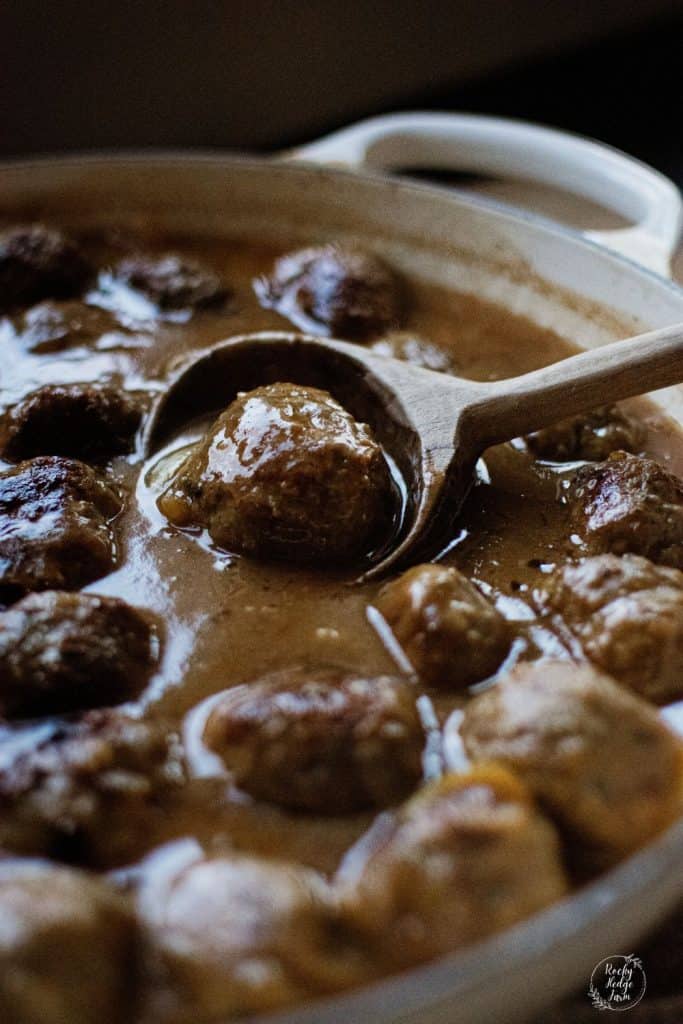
left=2, top=1, right=683, bottom=186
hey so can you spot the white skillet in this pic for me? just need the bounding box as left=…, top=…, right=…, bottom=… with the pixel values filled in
left=1, top=112, right=683, bottom=1024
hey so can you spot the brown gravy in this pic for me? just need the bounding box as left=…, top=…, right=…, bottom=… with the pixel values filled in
left=1, top=228, right=681, bottom=874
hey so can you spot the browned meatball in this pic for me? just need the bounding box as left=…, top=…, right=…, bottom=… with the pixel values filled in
left=369, top=331, right=458, bottom=374
left=525, top=405, right=645, bottom=461
left=203, top=668, right=424, bottom=812
left=461, top=660, right=683, bottom=863
left=0, top=383, right=144, bottom=462
left=112, top=252, right=228, bottom=311
left=563, top=451, right=683, bottom=568
left=255, top=244, right=402, bottom=339
left=139, top=852, right=373, bottom=1020
left=0, top=456, right=121, bottom=601
left=0, top=860, right=137, bottom=1024
left=13, top=300, right=124, bottom=354
left=0, top=710, right=184, bottom=865
left=373, top=563, right=511, bottom=689
left=159, top=383, right=395, bottom=565
left=0, top=224, right=91, bottom=311
left=538, top=553, right=683, bottom=703
left=0, top=590, right=156, bottom=718
left=340, top=766, right=567, bottom=968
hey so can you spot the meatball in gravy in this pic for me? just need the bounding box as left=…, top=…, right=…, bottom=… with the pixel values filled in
left=159, top=383, right=395, bottom=565
left=0, top=224, right=91, bottom=311
left=0, top=590, right=156, bottom=718
left=341, top=766, right=567, bottom=968
left=461, top=660, right=683, bottom=863
left=0, top=456, right=121, bottom=601
left=112, top=252, right=229, bottom=312
left=0, top=710, right=183, bottom=865
left=538, top=553, right=683, bottom=703
left=255, top=244, right=402, bottom=339
left=374, top=563, right=511, bottom=689
left=525, top=404, right=645, bottom=461
left=0, top=383, right=143, bottom=462
left=563, top=451, right=683, bottom=568
left=369, top=331, right=458, bottom=374
left=0, top=861, right=136, bottom=1024
left=140, top=852, right=370, bottom=1020
left=203, top=668, right=424, bottom=812
left=12, top=300, right=123, bottom=354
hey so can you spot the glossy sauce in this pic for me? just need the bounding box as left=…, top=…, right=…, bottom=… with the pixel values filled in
left=2, top=228, right=682, bottom=873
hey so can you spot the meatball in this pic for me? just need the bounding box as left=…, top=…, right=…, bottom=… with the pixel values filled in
left=538, top=553, right=683, bottom=703
left=0, top=224, right=91, bottom=311
left=112, top=252, right=228, bottom=312
left=139, top=853, right=372, bottom=1020
left=0, top=383, right=144, bottom=462
left=525, top=405, right=645, bottom=461
left=369, top=331, right=458, bottom=374
left=340, top=766, right=567, bottom=968
left=203, top=668, right=424, bottom=812
left=0, top=710, right=184, bottom=865
left=460, top=660, right=683, bottom=863
left=255, top=243, right=402, bottom=340
left=158, top=383, right=395, bottom=565
left=13, top=300, right=123, bottom=354
left=0, top=456, right=121, bottom=601
left=373, top=563, right=511, bottom=689
left=0, top=590, right=156, bottom=718
left=0, top=860, right=136, bottom=1024
left=563, top=451, right=683, bottom=568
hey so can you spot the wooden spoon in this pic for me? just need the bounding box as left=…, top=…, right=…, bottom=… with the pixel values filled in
left=144, top=325, right=683, bottom=579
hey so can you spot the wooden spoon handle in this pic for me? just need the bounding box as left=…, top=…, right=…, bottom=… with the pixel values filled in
left=466, top=321, right=683, bottom=447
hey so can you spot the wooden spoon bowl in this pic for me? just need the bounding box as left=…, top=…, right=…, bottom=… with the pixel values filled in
left=144, top=325, right=683, bottom=579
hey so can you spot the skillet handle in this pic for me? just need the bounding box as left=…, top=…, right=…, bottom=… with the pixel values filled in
left=286, top=112, right=682, bottom=278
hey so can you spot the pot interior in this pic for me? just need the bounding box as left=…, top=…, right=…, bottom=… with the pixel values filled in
left=3, top=153, right=682, bottom=415
left=2, top=153, right=683, bottom=1024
